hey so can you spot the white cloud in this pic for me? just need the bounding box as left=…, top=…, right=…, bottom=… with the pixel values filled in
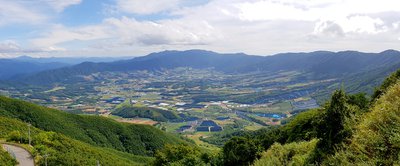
left=30, top=24, right=111, bottom=51
left=236, top=0, right=318, bottom=21
left=0, top=0, right=81, bottom=27
left=0, top=1, right=47, bottom=26
left=0, top=40, right=65, bottom=58
left=314, top=21, right=345, bottom=37
left=2, top=0, right=400, bottom=57
left=116, top=0, right=182, bottom=15
left=337, top=15, right=387, bottom=34
left=234, top=0, right=398, bottom=34
left=30, top=16, right=221, bottom=52
left=234, top=0, right=400, bottom=21
left=104, top=17, right=219, bottom=46
left=0, top=41, right=21, bottom=53
left=40, top=0, right=82, bottom=12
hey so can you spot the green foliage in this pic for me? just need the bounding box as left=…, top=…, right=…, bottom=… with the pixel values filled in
left=209, top=109, right=324, bottom=165
left=0, top=146, right=17, bottom=166
left=253, top=139, right=318, bottom=166
left=3, top=61, right=400, bottom=165
left=328, top=82, right=400, bottom=165
left=252, top=109, right=323, bottom=152
left=306, top=89, right=358, bottom=164
left=6, top=131, right=22, bottom=142
left=153, top=144, right=205, bottom=166
left=200, top=126, right=248, bottom=147
left=0, top=96, right=188, bottom=156
left=219, top=70, right=399, bottom=165
left=316, top=90, right=352, bottom=154
left=33, top=132, right=152, bottom=166
left=372, top=69, right=400, bottom=101
left=0, top=116, right=152, bottom=166
left=347, top=93, right=369, bottom=111
left=253, top=127, right=284, bottom=151
left=222, top=137, right=262, bottom=166
left=112, top=105, right=180, bottom=122
left=220, top=89, right=366, bottom=165
left=279, top=109, right=323, bottom=143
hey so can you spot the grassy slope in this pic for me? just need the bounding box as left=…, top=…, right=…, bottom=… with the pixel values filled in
left=112, top=105, right=180, bottom=122
left=253, top=78, right=400, bottom=165
left=0, top=145, right=17, bottom=166
left=0, top=96, right=188, bottom=156
left=328, top=82, right=400, bottom=165
left=0, top=116, right=152, bottom=165
left=253, top=139, right=318, bottom=166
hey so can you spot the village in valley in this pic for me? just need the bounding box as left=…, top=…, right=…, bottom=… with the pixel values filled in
left=0, top=67, right=322, bottom=147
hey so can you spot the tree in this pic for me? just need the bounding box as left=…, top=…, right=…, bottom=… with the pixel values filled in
left=153, top=144, right=205, bottom=166
left=313, top=90, right=352, bottom=162
left=6, top=130, right=23, bottom=143
left=347, top=93, right=369, bottom=111
left=372, top=69, right=400, bottom=101
left=222, top=137, right=262, bottom=166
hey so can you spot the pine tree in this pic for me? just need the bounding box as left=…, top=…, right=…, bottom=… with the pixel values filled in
left=313, top=90, right=352, bottom=162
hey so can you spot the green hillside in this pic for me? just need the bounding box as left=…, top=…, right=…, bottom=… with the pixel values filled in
left=0, top=96, right=188, bottom=156
left=147, top=69, right=400, bottom=166
left=112, top=105, right=180, bottom=122
left=0, top=116, right=152, bottom=165
left=221, top=69, right=400, bottom=165
left=253, top=139, right=318, bottom=166
left=0, top=144, right=17, bottom=166
left=327, top=81, right=400, bottom=165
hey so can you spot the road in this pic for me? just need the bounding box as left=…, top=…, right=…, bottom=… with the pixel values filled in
left=2, top=144, right=34, bottom=166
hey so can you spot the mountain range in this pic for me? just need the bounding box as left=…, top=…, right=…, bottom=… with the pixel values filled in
left=13, top=55, right=132, bottom=64
left=0, top=56, right=132, bottom=80
left=9, top=49, right=400, bottom=92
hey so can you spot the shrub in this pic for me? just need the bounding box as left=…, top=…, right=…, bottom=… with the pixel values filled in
left=253, top=139, right=318, bottom=166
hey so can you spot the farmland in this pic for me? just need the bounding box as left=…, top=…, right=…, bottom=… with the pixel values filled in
left=1, top=67, right=323, bottom=147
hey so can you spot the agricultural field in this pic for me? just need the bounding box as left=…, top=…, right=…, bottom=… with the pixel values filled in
left=1, top=68, right=324, bottom=147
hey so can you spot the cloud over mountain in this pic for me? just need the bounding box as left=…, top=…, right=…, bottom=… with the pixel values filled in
left=0, top=0, right=399, bottom=57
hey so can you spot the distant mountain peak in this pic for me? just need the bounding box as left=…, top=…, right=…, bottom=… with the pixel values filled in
left=336, top=50, right=362, bottom=54
left=15, top=55, right=34, bottom=60
left=165, top=49, right=217, bottom=55
left=380, top=49, right=400, bottom=55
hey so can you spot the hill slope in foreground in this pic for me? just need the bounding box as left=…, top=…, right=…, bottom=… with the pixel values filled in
left=0, top=96, right=190, bottom=165
left=0, top=116, right=153, bottom=165
left=252, top=70, right=400, bottom=165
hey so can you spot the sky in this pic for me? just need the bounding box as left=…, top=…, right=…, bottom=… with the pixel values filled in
left=0, top=0, right=400, bottom=58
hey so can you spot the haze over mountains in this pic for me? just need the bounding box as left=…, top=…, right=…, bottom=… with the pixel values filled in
left=0, top=59, right=67, bottom=79
left=0, top=56, right=132, bottom=80
left=8, top=49, right=400, bottom=89
left=13, top=55, right=132, bottom=65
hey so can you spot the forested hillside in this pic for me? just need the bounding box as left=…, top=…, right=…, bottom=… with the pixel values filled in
left=149, top=69, right=400, bottom=166
left=0, top=96, right=188, bottom=157
left=112, top=105, right=181, bottom=122
left=249, top=69, right=400, bottom=165
left=0, top=116, right=153, bottom=165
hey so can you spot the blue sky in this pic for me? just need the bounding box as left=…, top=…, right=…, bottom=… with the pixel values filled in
left=0, top=0, right=399, bottom=57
